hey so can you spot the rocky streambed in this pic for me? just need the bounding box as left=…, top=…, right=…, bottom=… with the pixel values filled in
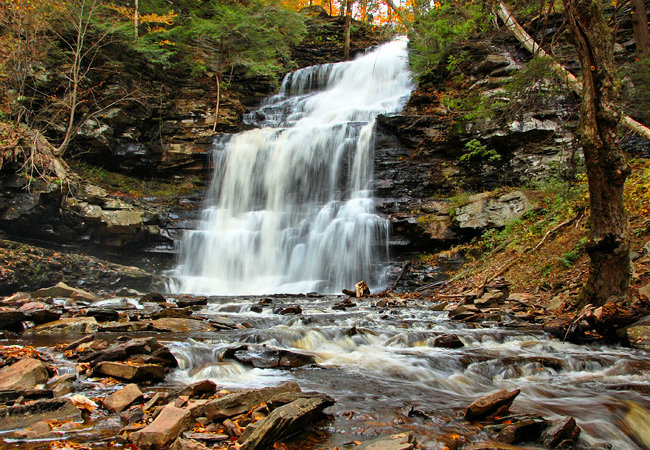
left=1, top=284, right=649, bottom=449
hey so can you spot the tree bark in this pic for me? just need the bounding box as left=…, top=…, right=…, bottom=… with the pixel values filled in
left=344, top=0, right=352, bottom=60
left=134, top=0, right=139, bottom=40
left=630, top=0, right=649, bottom=56
left=562, top=0, right=631, bottom=306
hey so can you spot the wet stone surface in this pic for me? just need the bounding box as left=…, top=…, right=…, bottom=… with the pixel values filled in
left=0, top=291, right=649, bottom=449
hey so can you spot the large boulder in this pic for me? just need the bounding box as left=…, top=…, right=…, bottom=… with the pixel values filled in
left=0, top=358, right=49, bottom=389
left=102, top=383, right=144, bottom=413
left=238, top=396, right=334, bottom=449
left=454, top=191, right=530, bottom=230
left=129, top=403, right=193, bottom=449
left=465, top=389, right=520, bottom=421
left=205, top=382, right=302, bottom=421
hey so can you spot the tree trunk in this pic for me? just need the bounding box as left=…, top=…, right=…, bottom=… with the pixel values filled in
left=344, top=0, right=352, bottom=60
left=212, top=73, right=220, bottom=133
left=134, top=0, right=139, bottom=40
left=562, top=0, right=631, bottom=307
left=630, top=0, right=649, bottom=55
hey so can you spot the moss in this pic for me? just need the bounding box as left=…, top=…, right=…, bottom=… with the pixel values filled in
left=72, top=162, right=202, bottom=200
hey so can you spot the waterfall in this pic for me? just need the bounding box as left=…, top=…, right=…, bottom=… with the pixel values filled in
left=172, top=38, right=413, bottom=295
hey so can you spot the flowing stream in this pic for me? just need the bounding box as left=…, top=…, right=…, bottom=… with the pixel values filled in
left=172, top=38, right=413, bottom=295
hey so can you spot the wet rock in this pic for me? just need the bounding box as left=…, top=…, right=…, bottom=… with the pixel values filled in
left=181, top=432, right=229, bottom=443
left=19, top=303, right=62, bottom=324
left=465, top=389, right=520, bottom=421
left=103, top=383, right=144, bottom=413
left=496, top=418, right=548, bottom=444
left=0, top=398, right=82, bottom=431
left=433, top=334, right=464, bottom=349
left=94, top=362, right=165, bottom=383
left=342, top=288, right=356, bottom=297
left=361, top=432, right=418, bottom=449
left=448, top=304, right=480, bottom=320
left=355, top=280, right=370, bottom=298
left=465, top=443, right=528, bottom=449
left=1, top=291, right=31, bottom=305
left=428, top=301, right=448, bottom=311
left=175, top=296, right=208, bottom=308
left=0, top=307, right=26, bottom=330
left=625, top=316, right=650, bottom=351
left=31, top=281, right=101, bottom=301
left=85, top=307, right=120, bottom=322
left=121, top=406, right=145, bottom=425
left=454, top=191, right=531, bottom=230
left=0, top=388, right=53, bottom=405
left=0, top=358, right=49, bottom=389
left=541, top=416, right=581, bottom=447
left=46, top=373, right=77, bottom=396
left=149, top=318, right=215, bottom=333
left=232, top=347, right=315, bottom=369
left=151, top=308, right=193, bottom=319
left=275, top=305, right=302, bottom=315
left=142, top=292, right=167, bottom=303
left=178, top=380, right=217, bottom=399
left=333, top=299, right=356, bottom=310
left=170, top=438, right=211, bottom=450
left=130, top=403, right=193, bottom=449
left=238, top=396, right=334, bottom=449
left=205, top=382, right=302, bottom=421
left=29, top=316, right=98, bottom=334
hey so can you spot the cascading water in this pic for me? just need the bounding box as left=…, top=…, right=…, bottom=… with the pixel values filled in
left=172, top=38, right=414, bottom=295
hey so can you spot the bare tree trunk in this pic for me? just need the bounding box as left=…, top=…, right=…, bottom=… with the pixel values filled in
left=134, top=0, right=139, bottom=40
left=630, top=0, right=649, bottom=55
left=562, top=0, right=631, bottom=307
left=344, top=0, right=352, bottom=60
left=56, top=0, right=88, bottom=157
left=212, top=73, right=220, bottom=133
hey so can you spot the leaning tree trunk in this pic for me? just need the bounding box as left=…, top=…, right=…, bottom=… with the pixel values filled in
left=562, top=0, right=631, bottom=307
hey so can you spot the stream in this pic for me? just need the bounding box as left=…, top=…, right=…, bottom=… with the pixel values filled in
left=5, top=294, right=649, bottom=449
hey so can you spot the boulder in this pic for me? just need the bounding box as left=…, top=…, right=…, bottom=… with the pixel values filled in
left=175, top=297, right=208, bottom=308
left=170, top=438, right=211, bottom=450
left=0, top=358, right=49, bottom=389
left=0, top=398, right=82, bottom=431
left=19, top=303, right=62, bottom=324
left=238, top=396, right=334, bottom=449
left=496, top=418, right=548, bottom=444
left=130, top=403, right=193, bottom=449
left=465, top=389, right=520, bottom=421
left=433, top=334, right=464, bottom=349
left=101, top=209, right=144, bottom=235
left=541, top=416, right=581, bottom=447
left=0, top=307, right=26, bottom=330
left=454, top=191, right=530, bottom=230
left=29, top=316, right=98, bottom=334
left=93, top=362, right=165, bottom=383
left=149, top=318, right=215, bottom=333
left=232, top=347, right=315, bottom=369
left=205, top=382, right=302, bottom=421
left=274, top=305, right=302, bottom=315
left=142, top=292, right=167, bottom=303
left=102, top=383, right=144, bottom=413
left=31, top=282, right=101, bottom=301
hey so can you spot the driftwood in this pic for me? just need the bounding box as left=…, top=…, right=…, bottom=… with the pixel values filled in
left=496, top=2, right=650, bottom=142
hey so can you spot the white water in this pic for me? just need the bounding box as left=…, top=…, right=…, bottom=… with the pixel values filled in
left=172, top=38, right=414, bottom=295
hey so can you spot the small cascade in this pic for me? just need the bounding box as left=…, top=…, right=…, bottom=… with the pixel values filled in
left=172, top=38, right=414, bottom=295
